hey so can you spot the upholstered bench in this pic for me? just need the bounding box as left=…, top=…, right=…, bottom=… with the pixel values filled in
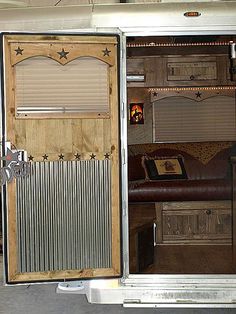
left=128, top=141, right=235, bottom=245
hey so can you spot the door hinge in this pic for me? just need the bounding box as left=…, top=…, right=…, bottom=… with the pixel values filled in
left=122, top=252, right=129, bottom=279
left=122, top=147, right=127, bottom=165
left=124, top=299, right=142, bottom=305
left=123, top=202, right=128, bottom=216
left=121, top=47, right=125, bottom=60
left=121, top=101, right=125, bottom=119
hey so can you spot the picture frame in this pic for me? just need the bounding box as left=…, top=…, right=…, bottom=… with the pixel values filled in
left=130, top=103, right=144, bottom=124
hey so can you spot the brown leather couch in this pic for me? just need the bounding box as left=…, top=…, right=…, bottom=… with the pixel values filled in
left=128, top=142, right=236, bottom=202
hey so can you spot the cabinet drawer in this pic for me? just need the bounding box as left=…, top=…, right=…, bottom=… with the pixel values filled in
left=157, top=201, right=232, bottom=244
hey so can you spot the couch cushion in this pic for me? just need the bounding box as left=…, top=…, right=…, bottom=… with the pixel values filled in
left=142, top=155, right=187, bottom=180
left=128, top=179, right=232, bottom=202
left=128, top=142, right=236, bottom=181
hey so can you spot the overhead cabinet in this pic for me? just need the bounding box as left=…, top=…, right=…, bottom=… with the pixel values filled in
left=127, top=55, right=233, bottom=87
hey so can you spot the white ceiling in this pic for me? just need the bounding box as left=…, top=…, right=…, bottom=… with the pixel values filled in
left=0, top=0, right=123, bottom=8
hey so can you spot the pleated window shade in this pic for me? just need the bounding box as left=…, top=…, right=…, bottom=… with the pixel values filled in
left=153, top=96, right=236, bottom=142
left=15, top=56, right=109, bottom=115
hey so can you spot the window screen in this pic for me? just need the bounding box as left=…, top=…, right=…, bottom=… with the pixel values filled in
left=153, top=95, right=236, bottom=142
left=15, top=56, right=109, bottom=117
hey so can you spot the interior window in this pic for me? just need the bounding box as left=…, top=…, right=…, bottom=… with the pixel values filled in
left=15, top=56, right=109, bottom=117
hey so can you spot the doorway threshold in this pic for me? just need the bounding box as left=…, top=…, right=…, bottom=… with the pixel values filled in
left=57, top=277, right=236, bottom=307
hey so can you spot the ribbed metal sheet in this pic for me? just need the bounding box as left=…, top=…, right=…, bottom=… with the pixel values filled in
left=16, top=160, right=112, bottom=273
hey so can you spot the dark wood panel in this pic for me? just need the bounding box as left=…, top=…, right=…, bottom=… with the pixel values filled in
left=127, top=46, right=229, bottom=57
left=231, top=158, right=236, bottom=258
left=143, top=245, right=236, bottom=274
left=129, top=203, right=156, bottom=272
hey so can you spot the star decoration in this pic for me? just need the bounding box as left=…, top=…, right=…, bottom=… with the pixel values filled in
left=153, top=92, right=158, bottom=97
left=42, top=154, right=48, bottom=161
left=195, top=91, right=202, bottom=98
left=104, top=153, right=110, bottom=159
left=102, top=48, right=111, bottom=57
left=57, top=48, right=69, bottom=59
left=14, top=46, right=24, bottom=55
left=28, top=155, right=34, bottom=162
left=90, top=153, right=96, bottom=160
left=74, top=153, right=81, bottom=160
left=58, top=154, right=64, bottom=160
left=1, top=148, right=20, bottom=166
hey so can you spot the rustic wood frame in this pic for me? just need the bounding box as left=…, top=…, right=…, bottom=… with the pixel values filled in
left=7, top=35, right=117, bottom=120
left=4, top=34, right=121, bottom=283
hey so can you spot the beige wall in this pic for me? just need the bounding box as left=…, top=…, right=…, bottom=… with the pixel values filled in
left=127, top=88, right=153, bottom=145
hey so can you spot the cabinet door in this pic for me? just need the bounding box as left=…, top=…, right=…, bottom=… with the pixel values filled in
left=144, top=55, right=234, bottom=87
left=207, top=209, right=232, bottom=240
left=162, top=209, right=202, bottom=242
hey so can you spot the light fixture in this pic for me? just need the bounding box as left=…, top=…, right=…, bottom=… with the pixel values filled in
left=127, top=41, right=234, bottom=48
left=149, top=86, right=236, bottom=93
left=127, top=74, right=145, bottom=82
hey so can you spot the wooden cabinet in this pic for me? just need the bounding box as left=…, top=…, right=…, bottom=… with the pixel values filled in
left=166, top=60, right=217, bottom=81
left=127, top=55, right=233, bottom=87
left=156, top=201, right=232, bottom=245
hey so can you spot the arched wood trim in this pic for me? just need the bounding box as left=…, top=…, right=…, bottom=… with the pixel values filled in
left=9, top=42, right=116, bottom=66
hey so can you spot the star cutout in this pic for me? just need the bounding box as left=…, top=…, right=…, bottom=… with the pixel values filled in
left=58, top=154, right=64, bottom=160
left=90, top=153, right=96, bottom=160
left=74, top=153, right=81, bottom=160
left=104, top=153, right=110, bottom=159
left=14, top=46, right=24, bottom=56
left=42, top=154, right=48, bottom=161
left=57, top=48, right=69, bottom=59
left=195, top=91, right=202, bottom=98
left=153, top=92, right=158, bottom=97
left=1, top=148, right=20, bottom=166
left=28, top=155, right=34, bottom=162
left=102, top=48, right=111, bottom=57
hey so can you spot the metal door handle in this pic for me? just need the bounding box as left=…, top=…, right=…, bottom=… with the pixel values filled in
left=153, top=222, right=157, bottom=247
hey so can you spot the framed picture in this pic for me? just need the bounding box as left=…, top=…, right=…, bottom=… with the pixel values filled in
left=130, top=103, right=144, bottom=125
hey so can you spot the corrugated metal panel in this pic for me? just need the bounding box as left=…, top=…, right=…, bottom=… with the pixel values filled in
left=15, top=56, right=109, bottom=114
left=16, top=160, right=112, bottom=273
left=153, top=95, right=236, bottom=142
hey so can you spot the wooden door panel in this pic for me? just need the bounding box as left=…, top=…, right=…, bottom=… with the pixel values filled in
left=3, top=34, right=121, bottom=283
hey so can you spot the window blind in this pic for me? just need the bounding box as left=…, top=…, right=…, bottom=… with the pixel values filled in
left=153, top=96, right=236, bottom=142
left=15, top=56, right=109, bottom=115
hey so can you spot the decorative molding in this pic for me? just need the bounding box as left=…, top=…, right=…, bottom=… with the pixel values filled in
left=57, top=48, right=69, bottom=60
left=8, top=37, right=117, bottom=67
left=14, top=46, right=23, bottom=55
left=27, top=152, right=112, bottom=162
left=102, top=47, right=111, bottom=56
left=150, top=86, right=236, bottom=102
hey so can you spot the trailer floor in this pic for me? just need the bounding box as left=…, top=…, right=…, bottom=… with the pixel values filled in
left=140, top=245, right=236, bottom=274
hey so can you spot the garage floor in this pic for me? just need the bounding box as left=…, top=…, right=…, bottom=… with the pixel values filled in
left=0, top=254, right=236, bottom=314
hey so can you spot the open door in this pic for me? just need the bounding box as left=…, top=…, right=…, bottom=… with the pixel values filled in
left=2, top=34, right=121, bottom=283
